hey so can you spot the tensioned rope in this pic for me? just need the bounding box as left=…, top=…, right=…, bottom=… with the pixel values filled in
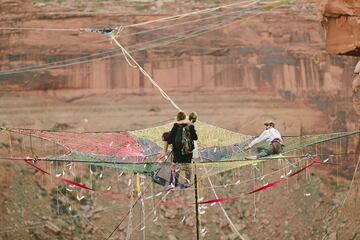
left=108, top=1, right=273, bottom=113
left=0, top=4, right=259, bottom=76
left=0, top=2, right=259, bottom=78
left=2, top=0, right=300, bottom=195
left=204, top=165, right=247, bottom=240
left=123, top=0, right=260, bottom=28
left=319, top=154, right=360, bottom=240
left=0, top=10, right=248, bottom=76
left=104, top=169, right=176, bottom=240
left=0, top=0, right=289, bottom=76
left=114, top=5, right=258, bottom=38
left=0, top=0, right=260, bottom=32
left=110, top=34, right=181, bottom=111
left=98, top=156, right=326, bottom=239
left=1, top=136, right=348, bottom=204
left=0, top=27, right=79, bottom=31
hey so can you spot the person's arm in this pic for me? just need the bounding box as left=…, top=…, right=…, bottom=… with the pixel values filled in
left=159, top=141, right=169, bottom=160
left=245, top=130, right=269, bottom=149
left=159, top=127, right=176, bottom=160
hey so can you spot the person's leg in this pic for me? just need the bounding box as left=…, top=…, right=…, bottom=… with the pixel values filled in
left=274, top=142, right=282, bottom=154
left=256, top=147, right=267, bottom=154
left=177, top=163, right=192, bottom=184
left=256, top=146, right=274, bottom=158
left=178, top=163, right=187, bottom=183
left=184, top=163, right=192, bottom=183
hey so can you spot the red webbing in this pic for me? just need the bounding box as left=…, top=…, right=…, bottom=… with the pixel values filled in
left=5, top=155, right=337, bottom=205
left=199, top=159, right=333, bottom=205
left=289, top=161, right=315, bottom=177
left=199, top=195, right=242, bottom=204
left=25, top=160, right=50, bottom=175
left=57, top=176, right=93, bottom=191
left=247, top=177, right=287, bottom=194
left=24, top=159, right=94, bottom=191
left=23, top=158, right=186, bottom=204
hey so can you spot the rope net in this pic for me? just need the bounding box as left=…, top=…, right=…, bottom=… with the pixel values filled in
left=1, top=131, right=358, bottom=238
left=1, top=124, right=358, bottom=175
left=0, top=124, right=359, bottom=239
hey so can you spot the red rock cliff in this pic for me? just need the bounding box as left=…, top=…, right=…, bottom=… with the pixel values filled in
left=322, top=0, right=360, bottom=56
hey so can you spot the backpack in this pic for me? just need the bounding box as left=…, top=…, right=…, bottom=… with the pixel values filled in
left=174, top=124, right=194, bottom=155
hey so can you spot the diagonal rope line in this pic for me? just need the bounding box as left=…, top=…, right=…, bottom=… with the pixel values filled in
left=341, top=153, right=360, bottom=207
left=110, top=34, right=182, bottom=112
left=0, top=9, right=247, bottom=76
left=124, top=0, right=260, bottom=28
left=0, top=0, right=289, bottom=77
left=203, top=164, right=247, bottom=240
left=0, top=0, right=259, bottom=32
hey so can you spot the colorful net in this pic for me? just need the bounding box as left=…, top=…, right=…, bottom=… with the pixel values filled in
left=1, top=123, right=358, bottom=177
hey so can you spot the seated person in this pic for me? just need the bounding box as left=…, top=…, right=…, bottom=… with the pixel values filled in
left=244, top=120, right=283, bottom=160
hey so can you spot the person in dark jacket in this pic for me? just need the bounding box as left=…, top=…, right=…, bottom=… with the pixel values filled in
left=167, top=112, right=198, bottom=162
left=159, top=111, right=198, bottom=185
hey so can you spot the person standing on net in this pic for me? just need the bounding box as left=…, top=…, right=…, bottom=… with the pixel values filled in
left=244, top=120, right=284, bottom=160
left=166, top=111, right=198, bottom=185
left=188, top=112, right=199, bottom=159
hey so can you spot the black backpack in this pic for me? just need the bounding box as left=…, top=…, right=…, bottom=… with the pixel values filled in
left=174, top=124, right=194, bottom=155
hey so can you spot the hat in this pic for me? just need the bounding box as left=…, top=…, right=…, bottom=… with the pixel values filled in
left=264, top=120, right=275, bottom=126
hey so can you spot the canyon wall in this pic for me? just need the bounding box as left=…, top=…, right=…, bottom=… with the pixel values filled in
left=321, top=0, right=360, bottom=116
left=322, top=0, right=360, bottom=56
left=0, top=0, right=358, bottom=129
left=0, top=1, right=355, bottom=93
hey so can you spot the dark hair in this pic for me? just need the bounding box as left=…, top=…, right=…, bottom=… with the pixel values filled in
left=162, top=132, right=170, bottom=141
left=177, top=111, right=186, bottom=121
left=189, top=112, right=198, bottom=123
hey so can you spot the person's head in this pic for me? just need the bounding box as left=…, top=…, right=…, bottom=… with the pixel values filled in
left=176, top=111, right=187, bottom=121
left=264, top=120, right=275, bottom=129
left=162, top=132, right=170, bottom=142
left=189, top=112, right=198, bottom=123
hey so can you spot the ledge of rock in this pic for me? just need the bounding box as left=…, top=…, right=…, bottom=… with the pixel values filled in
left=322, top=0, right=360, bottom=56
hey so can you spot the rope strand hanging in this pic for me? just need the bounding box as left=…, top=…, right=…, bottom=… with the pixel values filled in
left=110, top=33, right=182, bottom=112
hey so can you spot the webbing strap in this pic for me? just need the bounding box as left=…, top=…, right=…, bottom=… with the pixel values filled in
left=199, top=158, right=335, bottom=205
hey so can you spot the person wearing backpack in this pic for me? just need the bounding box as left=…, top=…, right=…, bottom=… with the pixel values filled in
left=159, top=112, right=198, bottom=160
left=162, top=111, right=198, bottom=185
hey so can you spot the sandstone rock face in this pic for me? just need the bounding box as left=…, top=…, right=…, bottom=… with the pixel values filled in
left=353, top=73, right=360, bottom=115
left=0, top=0, right=358, bottom=127
left=354, top=61, right=360, bottom=115
left=322, top=0, right=360, bottom=56
left=322, top=0, right=360, bottom=116
left=0, top=1, right=356, bottom=95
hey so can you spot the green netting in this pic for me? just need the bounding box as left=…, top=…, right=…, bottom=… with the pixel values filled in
left=195, top=130, right=360, bottom=178
left=226, top=130, right=360, bottom=161
left=1, top=125, right=359, bottom=177
left=48, top=151, right=165, bottom=175
left=282, top=131, right=360, bottom=154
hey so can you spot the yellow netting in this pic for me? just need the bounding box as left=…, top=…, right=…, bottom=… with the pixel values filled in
left=131, top=121, right=252, bottom=148
left=1, top=124, right=358, bottom=179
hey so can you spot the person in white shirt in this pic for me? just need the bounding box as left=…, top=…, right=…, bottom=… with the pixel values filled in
left=244, top=120, right=284, bottom=159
